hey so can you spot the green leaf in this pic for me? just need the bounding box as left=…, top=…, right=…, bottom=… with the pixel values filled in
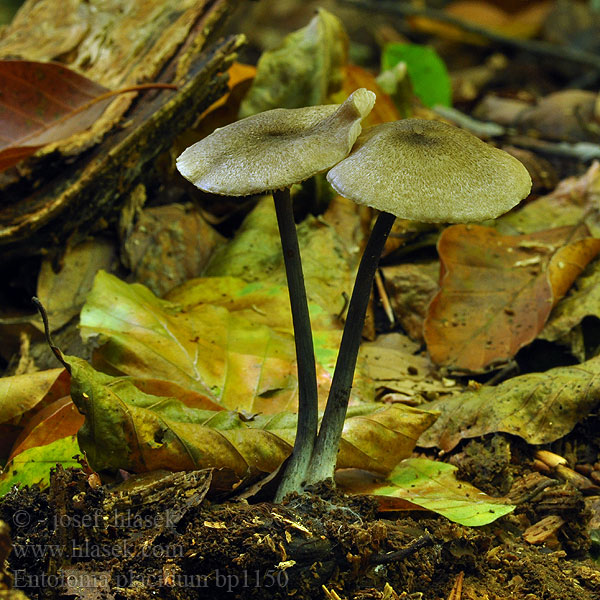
left=0, top=436, right=80, bottom=496
left=381, top=43, right=451, bottom=108
left=375, top=458, right=514, bottom=526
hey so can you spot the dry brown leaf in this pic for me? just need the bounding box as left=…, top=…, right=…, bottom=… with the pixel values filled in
left=424, top=224, right=600, bottom=372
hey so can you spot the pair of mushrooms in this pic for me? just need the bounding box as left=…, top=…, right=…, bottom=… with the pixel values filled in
left=177, top=89, right=532, bottom=500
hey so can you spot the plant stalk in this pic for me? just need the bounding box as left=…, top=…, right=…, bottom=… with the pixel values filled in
left=273, top=188, right=319, bottom=501
left=306, top=210, right=396, bottom=484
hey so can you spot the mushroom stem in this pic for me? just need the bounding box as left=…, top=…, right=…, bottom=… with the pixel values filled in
left=306, top=210, right=396, bottom=484
left=273, top=187, right=319, bottom=501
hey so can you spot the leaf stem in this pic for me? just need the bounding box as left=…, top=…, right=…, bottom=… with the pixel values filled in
left=273, top=188, right=319, bottom=501
left=306, top=210, right=396, bottom=484
left=31, top=296, right=70, bottom=373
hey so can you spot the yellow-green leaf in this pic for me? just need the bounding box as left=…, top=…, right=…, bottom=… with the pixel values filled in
left=373, top=458, right=514, bottom=526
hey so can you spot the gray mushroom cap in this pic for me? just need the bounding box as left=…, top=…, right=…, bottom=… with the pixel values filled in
left=326, top=119, right=532, bottom=223
left=176, top=88, right=376, bottom=196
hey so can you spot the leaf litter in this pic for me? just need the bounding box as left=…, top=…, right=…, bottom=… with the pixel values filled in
left=2, top=2, right=600, bottom=599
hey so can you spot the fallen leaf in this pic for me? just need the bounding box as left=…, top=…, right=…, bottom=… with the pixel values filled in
left=238, top=8, right=348, bottom=117
left=372, top=458, right=514, bottom=526
left=496, top=161, right=600, bottom=236
left=202, top=62, right=256, bottom=115
left=540, top=258, right=600, bottom=346
left=7, top=397, right=83, bottom=462
left=204, top=197, right=356, bottom=323
left=360, top=333, right=463, bottom=401
left=424, top=224, right=600, bottom=372
left=410, top=1, right=552, bottom=42
left=418, top=355, right=600, bottom=452
left=0, top=60, right=111, bottom=171
left=341, top=64, right=401, bottom=126
left=66, top=355, right=435, bottom=477
left=0, top=368, right=69, bottom=425
left=80, top=270, right=372, bottom=414
left=121, top=203, right=224, bottom=297
left=381, top=263, right=439, bottom=343
left=516, top=90, right=598, bottom=143
left=36, top=238, right=117, bottom=332
left=0, top=435, right=80, bottom=496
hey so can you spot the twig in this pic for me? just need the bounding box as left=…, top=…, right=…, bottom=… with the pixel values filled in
left=432, top=105, right=505, bottom=138
left=374, top=269, right=395, bottom=326
left=505, top=136, right=600, bottom=161
left=339, top=0, right=600, bottom=72
left=369, top=533, right=435, bottom=565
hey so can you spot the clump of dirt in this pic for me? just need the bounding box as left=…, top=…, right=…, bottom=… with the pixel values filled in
left=0, top=467, right=599, bottom=600
left=452, top=434, right=515, bottom=496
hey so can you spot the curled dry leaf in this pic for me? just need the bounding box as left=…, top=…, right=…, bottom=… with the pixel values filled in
left=424, top=224, right=600, bottom=372
left=418, top=355, right=600, bottom=452
left=122, top=203, right=224, bottom=297
left=541, top=257, right=600, bottom=346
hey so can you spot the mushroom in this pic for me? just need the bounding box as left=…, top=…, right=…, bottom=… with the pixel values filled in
left=305, top=118, right=532, bottom=484
left=176, top=88, right=376, bottom=499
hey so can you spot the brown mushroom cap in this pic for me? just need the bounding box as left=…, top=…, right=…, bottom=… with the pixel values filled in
left=326, top=119, right=532, bottom=222
left=176, top=88, right=375, bottom=196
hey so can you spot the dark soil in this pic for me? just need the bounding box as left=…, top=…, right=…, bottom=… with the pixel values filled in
left=2, top=437, right=600, bottom=600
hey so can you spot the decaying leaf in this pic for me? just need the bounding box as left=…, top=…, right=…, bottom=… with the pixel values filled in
left=495, top=161, right=600, bottom=236
left=239, top=7, right=348, bottom=117
left=0, top=436, right=80, bottom=496
left=409, top=1, right=552, bottom=42
left=0, top=367, right=70, bottom=459
left=516, top=90, right=599, bottom=143
left=121, top=203, right=224, bottom=297
left=372, top=458, right=515, bottom=526
left=424, top=224, right=600, bottom=372
left=540, top=258, right=600, bottom=348
left=66, top=355, right=435, bottom=477
left=360, top=333, right=463, bottom=401
left=381, top=263, right=439, bottom=343
left=7, top=397, right=83, bottom=462
left=341, top=64, right=401, bottom=126
left=418, top=355, right=600, bottom=452
left=36, top=238, right=117, bottom=332
left=0, top=367, right=69, bottom=425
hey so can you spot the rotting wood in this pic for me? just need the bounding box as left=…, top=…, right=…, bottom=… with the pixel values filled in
left=0, top=0, right=244, bottom=259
